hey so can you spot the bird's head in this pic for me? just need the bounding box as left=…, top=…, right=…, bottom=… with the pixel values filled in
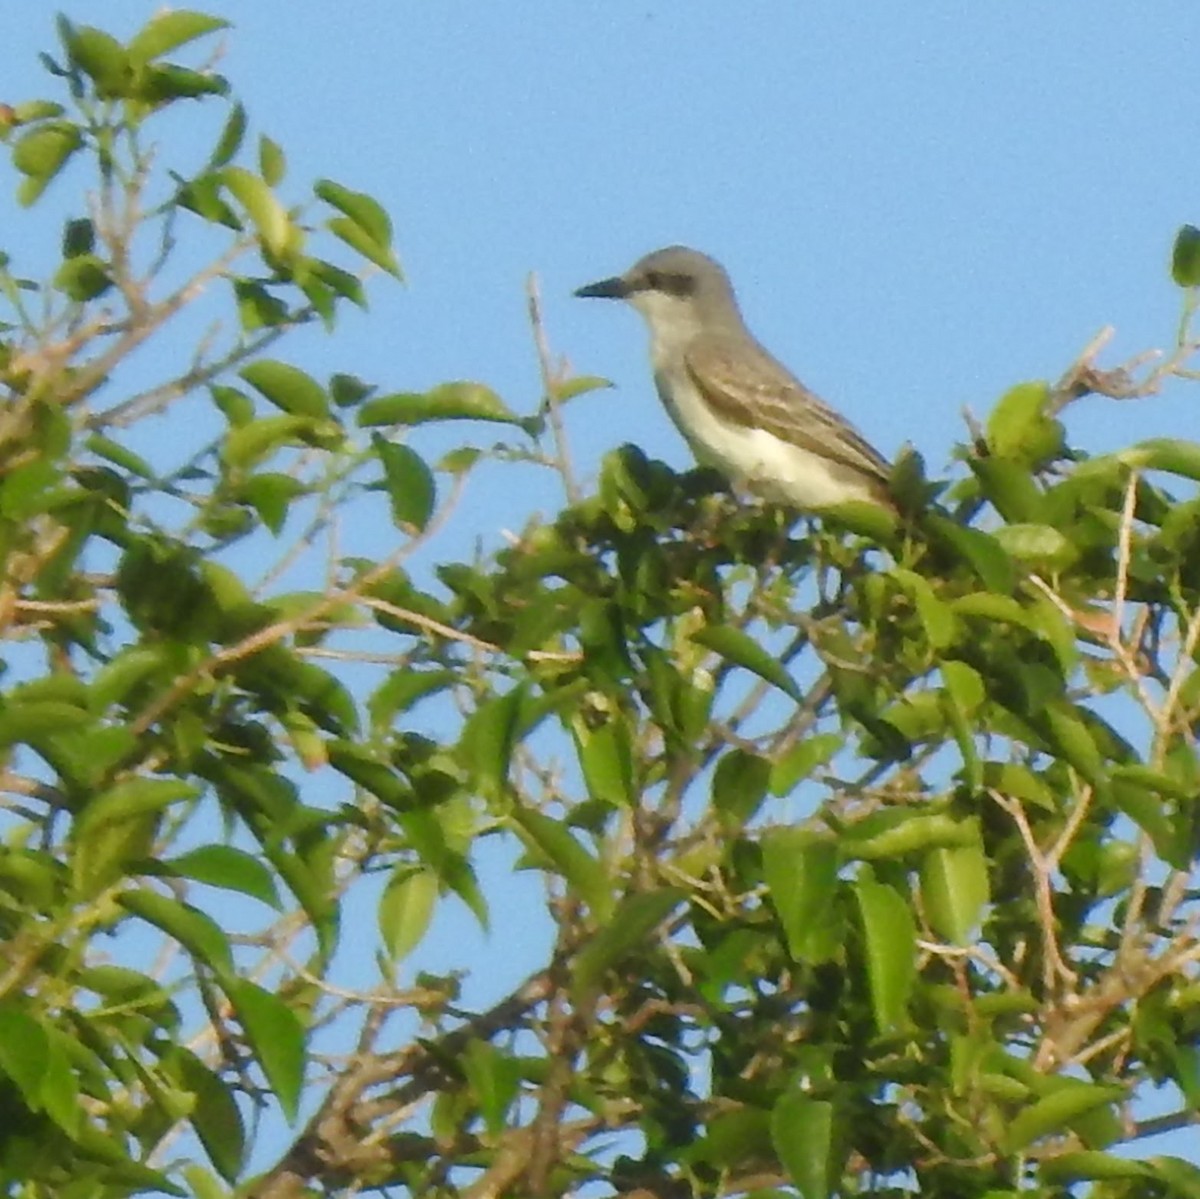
left=575, top=245, right=742, bottom=333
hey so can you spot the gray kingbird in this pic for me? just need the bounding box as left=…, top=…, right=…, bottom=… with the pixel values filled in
left=575, top=245, right=893, bottom=512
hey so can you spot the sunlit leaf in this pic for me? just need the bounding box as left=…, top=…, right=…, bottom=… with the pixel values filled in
left=854, top=875, right=915, bottom=1033
left=573, top=889, right=686, bottom=995
left=223, top=166, right=290, bottom=257
left=118, top=889, right=235, bottom=977
left=224, top=978, right=306, bottom=1122
left=240, top=359, right=330, bottom=418
left=762, top=828, right=841, bottom=964
left=771, top=1092, right=837, bottom=1199
left=378, top=866, right=438, bottom=962
left=172, top=1048, right=245, bottom=1182
left=128, top=11, right=230, bottom=63
left=690, top=624, right=803, bottom=702
left=373, top=436, right=435, bottom=531
left=359, top=382, right=518, bottom=427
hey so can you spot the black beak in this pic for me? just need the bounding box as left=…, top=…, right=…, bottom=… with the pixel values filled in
left=574, top=274, right=628, bottom=300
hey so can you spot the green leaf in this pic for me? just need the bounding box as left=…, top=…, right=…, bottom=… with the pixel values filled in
left=70, top=781, right=188, bottom=893
left=221, top=414, right=340, bottom=468
left=315, top=178, right=393, bottom=245
left=61, top=217, right=95, bottom=257
left=461, top=1041, right=522, bottom=1138
left=690, top=624, right=803, bottom=702
left=223, top=166, right=291, bottom=258
left=769, top=733, right=841, bottom=795
left=1042, top=700, right=1107, bottom=787
left=711, top=748, right=771, bottom=829
left=925, top=516, right=1017, bottom=593
left=210, top=384, right=255, bottom=426
left=233, top=279, right=289, bottom=330
left=888, top=566, right=958, bottom=649
left=327, top=215, right=400, bottom=276
left=330, top=372, right=375, bottom=409
left=1172, top=224, right=1200, bottom=288
left=1119, top=438, right=1200, bottom=482
left=762, top=828, right=841, bottom=964
left=986, top=381, right=1055, bottom=460
left=0, top=699, right=90, bottom=745
left=239, top=472, right=306, bottom=534
left=920, top=832, right=989, bottom=945
left=224, top=978, right=306, bottom=1122
left=63, top=25, right=130, bottom=95
left=85, top=433, right=156, bottom=480
left=569, top=705, right=635, bottom=808
left=359, top=382, right=518, bottom=427
left=118, top=889, right=235, bottom=977
left=240, top=359, right=330, bottom=419
left=138, top=65, right=228, bottom=103
left=853, top=875, right=915, bottom=1034
left=12, top=122, right=81, bottom=203
left=0, top=1005, right=48, bottom=1110
left=1004, top=1080, right=1123, bottom=1151
left=259, top=134, right=286, bottom=185
left=128, top=11, right=230, bottom=63
left=166, top=845, right=282, bottom=909
left=458, top=685, right=526, bottom=802
left=771, top=1092, right=837, bottom=1199
left=991, top=522, right=1079, bottom=569
left=843, top=810, right=980, bottom=860
left=76, top=777, right=198, bottom=838
left=374, top=436, right=436, bottom=531
left=1040, top=1152, right=1155, bottom=1185
left=378, top=866, right=438, bottom=962
left=209, top=101, right=247, bottom=168
left=172, top=1048, right=245, bottom=1182
left=554, top=374, right=612, bottom=402
left=573, top=888, right=686, bottom=996
left=511, top=808, right=612, bottom=921
left=970, top=456, right=1046, bottom=522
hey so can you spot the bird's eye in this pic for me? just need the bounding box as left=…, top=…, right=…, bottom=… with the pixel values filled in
left=644, top=270, right=663, bottom=290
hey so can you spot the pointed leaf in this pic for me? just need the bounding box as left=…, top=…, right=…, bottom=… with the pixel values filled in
left=762, top=828, right=841, bottom=963
left=920, top=831, right=989, bottom=945
left=240, top=359, right=330, bottom=418
left=1172, top=224, right=1200, bottom=288
left=327, top=215, right=400, bottom=276
left=378, top=866, right=438, bottom=962
left=690, top=624, right=803, bottom=702
left=512, top=808, right=612, bottom=921
left=854, top=876, right=915, bottom=1033
left=128, top=11, right=230, bottom=63
left=118, top=889, right=235, bottom=976
left=224, top=978, right=306, bottom=1122
left=173, top=1048, right=245, bottom=1181
left=771, top=1093, right=837, bottom=1199
left=165, top=845, right=282, bottom=909
left=359, top=382, right=518, bottom=427
left=223, top=167, right=290, bottom=257
left=573, top=889, right=686, bottom=995
left=373, top=436, right=435, bottom=530
left=315, top=178, right=393, bottom=246
left=1004, top=1081, right=1124, bottom=1151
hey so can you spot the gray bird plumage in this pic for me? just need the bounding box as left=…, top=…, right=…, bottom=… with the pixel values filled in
left=575, top=246, right=893, bottom=511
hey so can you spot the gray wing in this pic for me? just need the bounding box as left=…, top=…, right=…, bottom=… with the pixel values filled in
left=683, top=331, right=891, bottom=489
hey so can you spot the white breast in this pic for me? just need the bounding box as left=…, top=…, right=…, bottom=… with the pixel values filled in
left=649, top=343, right=874, bottom=509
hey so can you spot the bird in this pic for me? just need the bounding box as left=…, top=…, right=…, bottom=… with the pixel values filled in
left=574, top=246, right=894, bottom=512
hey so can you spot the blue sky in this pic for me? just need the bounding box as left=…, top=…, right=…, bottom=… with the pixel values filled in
left=5, top=0, right=1200, bottom=1178
left=8, top=3, right=1199, bottom=513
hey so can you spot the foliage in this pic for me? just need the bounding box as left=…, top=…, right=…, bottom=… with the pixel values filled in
left=2, top=12, right=1200, bottom=1199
